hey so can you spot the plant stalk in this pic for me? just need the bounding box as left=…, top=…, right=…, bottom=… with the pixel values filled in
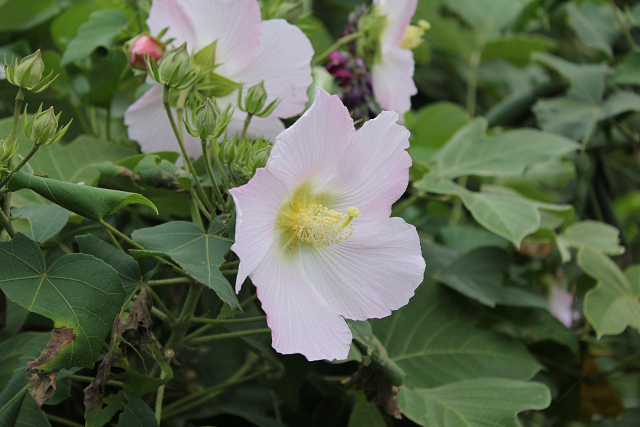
left=0, top=143, right=39, bottom=189
left=190, top=315, right=266, bottom=325
left=200, top=139, right=225, bottom=207
left=311, top=32, right=362, bottom=66
left=162, top=281, right=204, bottom=356
left=188, top=328, right=271, bottom=345
left=3, top=87, right=25, bottom=218
left=240, top=113, right=253, bottom=141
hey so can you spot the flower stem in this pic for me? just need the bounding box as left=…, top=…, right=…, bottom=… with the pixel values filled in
left=188, top=328, right=271, bottom=345
left=466, top=49, right=481, bottom=117
left=147, top=277, right=193, bottom=286
left=100, top=221, right=124, bottom=252
left=311, top=32, right=362, bottom=66
left=2, top=87, right=25, bottom=219
left=66, top=374, right=123, bottom=388
left=188, top=190, right=204, bottom=229
left=200, top=139, right=225, bottom=207
left=0, top=208, right=16, bottom=238
left=211, top=142, right=231, bottom=194
left=190, top=315, right=266, bottom=325
left=240, top=113, right=253, bottom=141
left=0, top=143, right=39, bottom=189
left=162, top=85, right=216, bottom=216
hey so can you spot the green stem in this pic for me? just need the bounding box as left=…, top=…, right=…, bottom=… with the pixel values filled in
left=162, top=365, right=272, bottom=420
left=609, top=0, right=637, bottom=49
left=191, top=188, right=213, bottom=221
left=45, top=414, right=83, bottom=427
left=190, top=315, right=266, bottom=325
left=155, top=369, right=168, bottom=424
left=183, top=323, right=213, bottom=341
left=3, top=87, right=25, bottom=217
left=163, top=282, right=204, bottom=356
left=221, top=269, right=238, bottom=275
left=311, top=32, right=362, bottom=66
left=188, top=328, right=271, bottom=345
left=147, top=286, right=177, bottom=323
left=466, top=49, right=481, bottom=117
left=450, top=176, right=467, bottom=225
left=201, top=139, right=225, bottom=207
left=151, top=306, right=170, bottom=323
left=105, top=106, right=112, bottom=141
left=240, top=293, right=257, bottom=308
left=188, top=190, right=204, bottom=229
left=240, top=113, right=253, bottom=141
left=66, top=374, right=123, bottom=388
left=391, top=193, right=419, bottom=217
left=100, top=221, right=124, bottom=252
left=0, top=143, right=39, bottom=189
left=162, top=85, right=216, bottom=215
left=211, top=142, right=231, bottom=194
left=0, top=208, right=16, bottom=238
left=147, top=277, right=193, bottom=286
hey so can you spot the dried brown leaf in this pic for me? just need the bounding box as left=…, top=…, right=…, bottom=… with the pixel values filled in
left=27, top=326, right=75, bottom=370
left=26, top=370, right=58, bottom=406
left=345, top=365, right=402, bottom=419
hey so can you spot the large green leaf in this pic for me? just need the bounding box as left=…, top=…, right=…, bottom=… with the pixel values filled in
left=348, top=391, right=385, bottom=427
left=61, top=10, right=128, bottom=65
left=15, top=394, right=50, bottom=427
left=482, top=35, right=556, bottom=67
left=0, top=234, right=125, bottom=371
left=443, top=0, right=532, bottom=44
left=8, top=171, right=157, bottom=222
left=0, top=0, right=57, bottom=31
left=399, top=379, right=551, bottom=427
left=429, top=246, right=548, bottom=309
left=415, top=176, right=571, bottom=246
left=11, top=204, right=69, bottom=243
left=77, top=234, right=142, bottom=297
left=428, top=119, right=580, bottom=179
left=116, top=394, right=158, bottom=427
left=371, top=280, right=541, bottom=389
left=131, top=221, right=239, bottom=309
left=566, top=2, right=619, bottom=58
left=558, top=220, right=624, bottom=256
left=580, top=248, right=640, bottom=338
left=0, top=370, right=28, bottom=427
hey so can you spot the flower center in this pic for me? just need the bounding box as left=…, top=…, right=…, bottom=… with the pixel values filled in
left=399, top=20, right=430, bottom=50
left=292, top=204, right=360, bottom=246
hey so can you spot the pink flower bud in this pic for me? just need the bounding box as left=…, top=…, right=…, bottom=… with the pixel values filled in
left=127, top=35, right=164, bottom=70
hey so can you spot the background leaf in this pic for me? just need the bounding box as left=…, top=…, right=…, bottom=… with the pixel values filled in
left=61, top=10, right=127, bottom=65
left=11, top=204, right=69, bottom=243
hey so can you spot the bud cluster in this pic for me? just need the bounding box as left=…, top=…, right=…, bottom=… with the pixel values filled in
left=22, top=104, right=72, bottom=146
left=4, top=50, right=57, bottom=93
left=237, top=81, right=281, bottom=117
left=146, top=42, right=206, bottom=89
left=0, top=136, right=19, bottom=164
left=213, top=135, right=272, bottom=187
left=184, top=98, right=234, bottom=140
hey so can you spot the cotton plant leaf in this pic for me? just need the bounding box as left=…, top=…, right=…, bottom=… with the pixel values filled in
left=11, top=204, right=69, bottom=243
left=348, top=391, right=386, bottom=427
left=130, top=221, right=239, bottom=309
left=558, top=220, right=624, bottom=258
left=116, top=394, right=158, bottom=427
left=481, top=34, right=556, bottom=67
left=60, top=10, right=127, bottom=65
left=371, top=279, right=542, bottom=389
left=566, top=2, right=619, bottom=58
left=398, top=379, right=551, bottom=427
left=8, top=171, right=158, bottom=222
left=0, top=234, right=125, bottom=371
left=414, top=176, right=572, bottom=246
left=428, top=118, right=581, bottom=179
left=580, top=248, right=640, bottom=338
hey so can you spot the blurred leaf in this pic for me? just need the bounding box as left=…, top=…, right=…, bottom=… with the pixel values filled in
left=297, top=15, right=334, bottom=61
left=131, top=222, right=239, bottom=309
left=116, top=393, right=158, bottom=427
left=0, top=234, right=125, bottom=371
left=398, top=379, right=550, bottom=427
left=77, top=234, right=142, bottom=297
left=566, top=2, right=619, bottom=58
left=0, top=370, right=28, bottom=427
left=482, top=35, right=556, bottom=67
left=371, top=280, right=541, bottom=388
left=8, top=171, right=158, bottom=222
left=409, top=102, right=469, bottom=165
left=558, top=220, right=624, bottom=256
left=613, top=50, right=640, bottom=86
left=85, top=50, right=128, bottom=108
left=0, top=333, right=50, bottom=389
left=580, top=248, right=640, bottom=338
left=443, top=0, right=533, bottom=43
left=348, top=391, right=386, bottom=427
left=415, top=176, right=571, bottom=246
left=428, top=119, right=580, bottom=179
left=61, top=10, right=128, bottom=66
left=15, top=394, right=51, bottom=427
left=11, top=204, right=69, bottom=243
left=0, top=0, right=58, bottom=31
left=438, top=225, right=509, bottom=254
left=51, top=2, right=103, bottom=52
left=431, top=247, right=548, bottom=309
left=0, top=299, right=28, bottom=339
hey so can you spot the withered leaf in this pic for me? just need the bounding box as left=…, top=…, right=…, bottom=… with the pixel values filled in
left=26, top=369, right=58, bottom=406
left=27, top=326, right=75, bottom=370
left=345, top=365, right=402, bottom=419
left=116, top=286, right=153, bottom=346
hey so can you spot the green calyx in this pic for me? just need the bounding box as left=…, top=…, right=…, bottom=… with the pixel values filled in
left=4, top=49, right=58, bottom=93
left=355, top=9, right=386, bottom=64
left=237, top=81, right=281, bottom=118
left=212, top=134, right=273, bottom=187
left=22, top=104, right=72, bottom=146
left=184, top=97, right=234, bottom=140
left=0, top=135, right=19, bottom=163
left=146, top=42, right=210, bottom=90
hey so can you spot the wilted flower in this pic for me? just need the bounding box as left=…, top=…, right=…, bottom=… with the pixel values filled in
left=125, top=34, right=164, bottom=70
left=548, top=285, right=579, bottom=328
left=230, top=88, right=425, bottom=360
left=125, top=0, right=313, bottom=158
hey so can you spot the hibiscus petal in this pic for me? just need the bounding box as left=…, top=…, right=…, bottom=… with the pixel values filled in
left=230, top=168, right=291, bottom=292
left=326, top=111, right=411, bottom=221
left=232, top=19, right=314, bottom=120
left=371, top=47, right=417, bottom=114
left=267, top=88, right=355, bottom=188
left=148, top=0, right=261, bottom=75
left=147, top=0, right=197, bottom=50
left=252, top=247, right=352, bottom=361
left=300, top=217, right=424, bottom=321
left=124, top=84, right=202, bottom=158
left=374, top=0, right=418, bottom=55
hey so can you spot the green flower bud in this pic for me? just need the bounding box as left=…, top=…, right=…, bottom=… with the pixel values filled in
left=5, top=50, right=58, bottom=93
left=22, top=104, right=72, bottom=146
left=238, top=81, right=281, bottom=118
left=158, top=42, right=190, bottom=87
left=194, top=98, right=220, bottom=137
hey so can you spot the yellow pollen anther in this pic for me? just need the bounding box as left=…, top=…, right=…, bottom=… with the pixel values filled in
left=292, top=204, right=360, bottom=246
left=399, top=20, right=430, bottom=49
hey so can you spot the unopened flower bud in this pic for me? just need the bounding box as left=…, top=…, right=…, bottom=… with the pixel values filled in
left=244, top=81, right=268, bottom=115
left=158, top=42, right=190, bottom=86
left=125, top=34, right=164, bottom=70
left=22, top=104, right=72, bottom=146
left=194, top=98, right=220, bottom=136
left=5, top=50, right=57, bottom=93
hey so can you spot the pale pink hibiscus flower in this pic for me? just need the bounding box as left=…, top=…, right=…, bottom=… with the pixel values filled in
left=124, top=0, right=313, bottom=158
left=548, top=285, right=579, bottom=328
left=230, top=88, right=425, bottom=361
left=370, top=0, right=419, bottom=114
